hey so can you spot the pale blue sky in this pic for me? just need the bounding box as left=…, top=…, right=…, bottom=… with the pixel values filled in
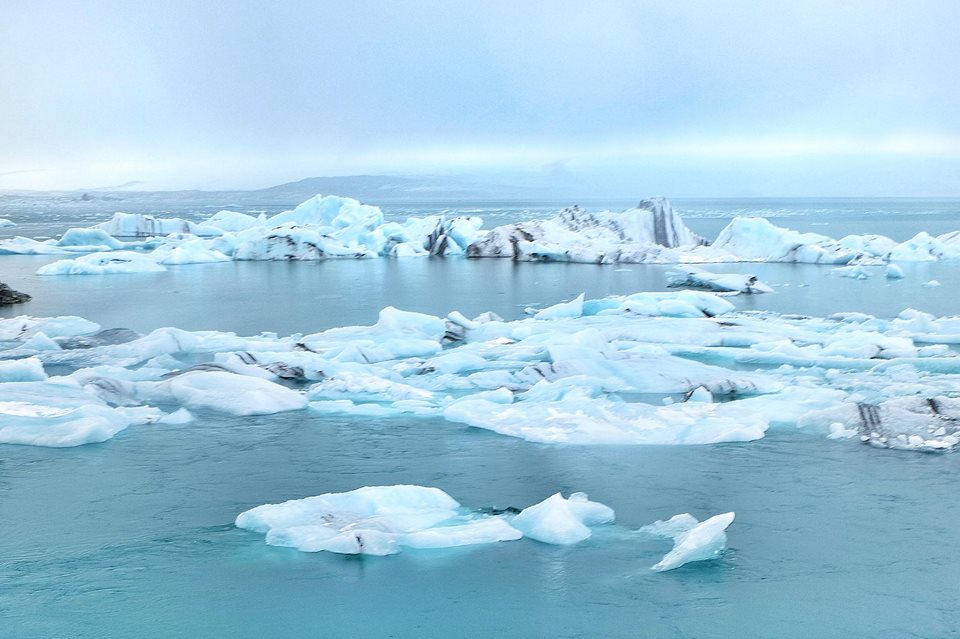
left=2, top=0, right=958, bottom=194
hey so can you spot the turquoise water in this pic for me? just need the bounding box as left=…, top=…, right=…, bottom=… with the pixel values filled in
left=2, top=198, right=960, bottom=638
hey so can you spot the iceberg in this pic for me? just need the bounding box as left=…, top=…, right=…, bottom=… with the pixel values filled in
left=466, top=198, right=707, bottom=263
left=96, top=212, right=222, bottom=238
left=711, top=217, right=856, bottom=263
left=10, top=192, right=960, bottom=269
left=510, top=492, right=615, bottom=544
left=640, top=512, right=735, bottom=571
left=36, top=251, right=167, bottom=275
left=666, top=265, right=772, bottom=294
left=0, top=218, right=14, bottom=227
left=0, top=381, right=152, bottom=447
left=832, top=264, right=871, bottom=280
left=236, top=485, right=522, bottom=556
left=5, top=287, right=960, bottom=452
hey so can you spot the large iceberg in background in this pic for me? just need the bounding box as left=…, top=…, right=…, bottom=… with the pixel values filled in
left=466, top=198, right=707, bottom=262
left=8, top=193, right=960, bottom=268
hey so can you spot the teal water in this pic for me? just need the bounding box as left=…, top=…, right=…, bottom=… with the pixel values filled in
left=2, top=198, right=960, bottom=638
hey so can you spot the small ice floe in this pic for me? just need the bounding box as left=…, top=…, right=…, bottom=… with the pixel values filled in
left=832, top=264, right=870, bottom=280
left=666, top=265, right=772, bottom=294
left=921, top=280, right=942, bottom=288
left=36, top=251, right=167, bottom=275
left=640, top=512, right=735, bottom=571
left=885, top=263, right=905, bottom=279
left=510, top=492, right=615, bottom=544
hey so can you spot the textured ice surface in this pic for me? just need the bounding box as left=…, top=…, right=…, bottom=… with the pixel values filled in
left=12, top=193, right=960, bottom=270
left=37, top=251, right=167, bottom=275
left=0, top=381, right=149, bottom=446
left=510, top=492, right=615, bottom=544
left=236, top=486, right=616, bottom=555
left=641, top=512, right=735, bottom=571
left=4, top=289, right=960, bottom=450
left=236, top=485, right=523, bottom=555
left=666, top=265, right=772, bottom=294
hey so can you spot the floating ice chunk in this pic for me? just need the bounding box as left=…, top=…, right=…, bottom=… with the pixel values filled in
left=236, top=485, right=521, bottom=556
left=56, top=228, right=125, bottom=250
left=152, top=239, right=231, bottom=265
left=713, top=217, right=855, bottom=263
left=889, top=232, right=960, bottom=262
left=667, top=266, right=772, bottom=294
left=510, top=492, right=615, bottom=544
left=204, top=210, right=264, bottom=232
left=0, top=357, right=46, bottom=381
left=266, top=194, right=384, bottom=229
left=535, top=293, right=584, bottom=320
left=0, top=315, right=101, bottom=341
left=144, top=371, right=307, bottom=415
left=307, top=371, right=434, bottom=402
left=36, top=251, right=167, bottom=275
left=686, top=386, right=713, bottom=402
left=641, top=512, right=735, bottom=572
left=0, top=236, right=70, bottom=255
left=444, top=391, right=768, bottom=445
left=0, top=218, right=14, bottom=227
left=0, top=381, right=141, bottom=446
left=158, top=407, right=194, bottom=424
left=885, top=263, right=905, bottom=279
left=922, top=280, right=942, bottom=288
left=20, top=332, right=61, bottom=352
left=467, top=198, right=707, bottom=263
left=96, top=212, right=222, bottom=238
left=832, top=265, right=870, bottom=279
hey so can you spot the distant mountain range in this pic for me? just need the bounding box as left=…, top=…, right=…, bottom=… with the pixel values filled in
left=0, top=174, right=562, bottom=204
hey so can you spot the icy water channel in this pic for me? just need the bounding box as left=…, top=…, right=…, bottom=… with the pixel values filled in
left=2, top=205, right=960, bottom=637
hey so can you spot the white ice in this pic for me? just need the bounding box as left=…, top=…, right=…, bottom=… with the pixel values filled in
left=236, top=485, right=522, bottom=556
left=6, top=288, right=960, bottom=450
left=13, top=193, right=960, bottom=269
left=36, top=251, right=167, bottom=275
left=666, top=265, right=772, bottom=294
left=640, top=512, right=735, bottom=571
left=510, top=492, right=615, bottom=544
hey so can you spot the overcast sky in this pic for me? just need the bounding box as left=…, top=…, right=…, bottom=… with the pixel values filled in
left=2, top=0, right=959, bottom=194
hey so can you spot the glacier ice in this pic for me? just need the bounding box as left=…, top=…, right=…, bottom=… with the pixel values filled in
left=10, top=193, right=960, bottom=269
left=666, top=265, right=772, bottom=294
left=640, top=512, right=735, bottom=571
left=236, top=485, right=617, bottom=556
left=36, top=251, right=167, bottom=275
left=5, top=288, right=960, bottom=451
left=510, top=492, right=615, bottom=544
left=0, top=380, right=151, bottom=447
left=236, top=485, right=523, bottom=556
